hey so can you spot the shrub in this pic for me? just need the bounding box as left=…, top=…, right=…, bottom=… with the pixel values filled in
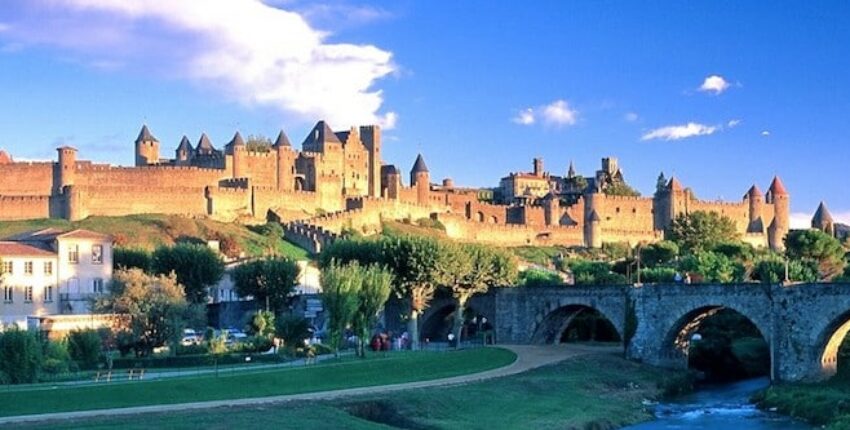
left=67, top=329, right=102, bottom=370
left=639, top=267, right=677, bottom=283
left=639, top=241, right=679, bottom=267
left=519, top=268, right=564, bottom=287
left=0, top=328, right=43, bottom=384
left=113, top=247, right=152, bottom=272
left=276, top=314, right=312, bottom=348
left=415, top=217, right=446, bottom=231
left=42, top=340, right=73, bottom=376
left=569, top=260, right=628, bottom=285
left=175, top=343, right=209, bottom=356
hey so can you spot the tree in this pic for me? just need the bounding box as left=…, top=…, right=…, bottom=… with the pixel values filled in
left=320, top=262, right=361, bottom=356
left=113, top=247, right=152, bottom=272
left=604, top=181, right=641, bottom=197
left=319, top=238, right=383, bottom=268
left=444, top=244, right=517, bottom=345
left=378, top=235, right=451, bottom=350
left=668, top=211, right=739, bottom=253
left=93, top=269, right=189, bottom=357
left=152, top=244, right=224, bottom=303
left=248, top=310, right=276, bottom=339
left=66, top=329, right=102, bottom=370
left=679, top=250, right=745, bottom=283
left=0, top=328, right=42, bottom=384
left=639, top=241, right=679, bottom=268
left=245, top=134, right=272, bottom=152
left=275, top=314, right=312, bottom=349
left=569, top=260, right=627, bottom=285
left=752, top=256, right=818, bottom=284
left=232, top=258, right=300, bottom=311
left=784, top=229, right=847, bottom=281
left=351, top=264, right=394, bottom=357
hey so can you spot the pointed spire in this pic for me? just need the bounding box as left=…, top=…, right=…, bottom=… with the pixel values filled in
left=227, top=131, right=245, bottom=149
left=745, top=184, right=763, bottom=199
left=273, top=130, right=291, bottom=148
left=195, top=133, right=216, bottom=154
left=302, top=120, right=342, bottom=148
left=0, top=149, right=12, bottom=164
left=135, top=124, right=159, bottom=143
left=411, top=153, right=429, bottom=174
left=176, top=135, right=193, bottom=152
left=768, top=176, right=788, bottom=196
left=567, top=161, right=576, bottom=178
left=667, top=176, right=684, bottom=191
left=812, top=201, right=834, bottom=226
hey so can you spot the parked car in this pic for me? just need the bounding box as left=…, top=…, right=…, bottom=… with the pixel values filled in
left=181, top=329, right=201, bottom=346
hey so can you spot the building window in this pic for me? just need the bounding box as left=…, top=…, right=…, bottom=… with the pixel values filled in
left=69, top=245, right=79, bottom=264
left=3, top=286, right=11, bottom=303
left=92, top=245, right=104, bottom=264
left=44, top=261, right=53, bottom=275
left=93, top=278, right=104, bottom=294
left=44, top=286, right=53, bottom=303
left=24, top=286, right=33, bottom=302
left=24, top=261, right=33, bottom=275
left=2, top=261, right=12, bottom=275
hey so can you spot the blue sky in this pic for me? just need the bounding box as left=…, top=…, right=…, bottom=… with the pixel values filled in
left=1, top=1, right=848, bottom=226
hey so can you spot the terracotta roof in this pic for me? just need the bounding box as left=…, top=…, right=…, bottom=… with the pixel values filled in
left=667, top=177, right=684, bottom=191
left=135, top=125, right=159, bottom=143
left=0, top=241, right=56, bottom=257
left=768, top=176, right=788, bottom=196
left=56, top=229, right=112, bottom=241
left=411, top=154, right=429, bottom=174
left=0, top=150, right=12, bottom=164
left=746, top=185, right=763, bottom=198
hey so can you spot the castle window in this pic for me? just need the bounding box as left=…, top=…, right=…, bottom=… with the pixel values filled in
left=68, top=245, right=79, bottom=264
left=92, top=245, right=104, bottom=264
left=44, top=262, right=53, bottom=275
left=3, top=286, right=12, bottom=303
left=44, top=285, right=53, bottom=303
left=24, top=261, right=33, bottom=275
left=93, top=278, right=104, bottom=294
left=3, top=261, right=12, bottom=275
left=616, top=207, right=621, bottom=213
left=632, top=208, right=637, bottom=214
left=24, top=286, right=33, bottom=303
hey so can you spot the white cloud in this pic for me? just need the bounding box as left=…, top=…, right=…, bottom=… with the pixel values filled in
left=791, top=210, right=850, bottom=229
left=727, top=119, right=741, bottom=128
left=624, top=112, right=639, bottom=122
left=541, top=100, right=578, bottom=126
left=512, top=108, right=536, bottom=125
left=761, top=130, right=771, bottom=137
left=699, top=75, right=731, bottom=94
left=0, top=1, right=397, bottom=128
left=641, top=122, right=718, bottom=141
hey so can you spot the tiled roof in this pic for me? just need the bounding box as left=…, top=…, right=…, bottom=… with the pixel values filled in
left=0, top=150, right=12, bottom=164
left=0, top=241, right=55, bottom=257
left=273, top=130, right=291, bottom=148
left=302, top=121, right=342, bottom=147
left=812, top=202, right=834, bottom=225
left=411, top=154, right=429, bottom=174
left=176, top=136, right=193, bottom=152
left=5, top=228, right=64, bottom=241
left=57, top=229, right=112, bottom=241
left=136, top=125, right=159, bottom=143
left=768, top=176, right=788, bottom=196
left=196, top=133, right=216, bottom=154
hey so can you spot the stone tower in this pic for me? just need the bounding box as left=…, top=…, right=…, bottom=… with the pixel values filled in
left=812, top=201, right=835, bottom=237
left=55, top=146, right=77, bottom=193
left=410, top=154, right=430, bottom=205
left=225, top=132, right=246, bottom=178
left=533, top=158, right=544, bottom=177
left=767, top=176, right=790, bottom=251
left=175, top=136, right=193, bottom=166
left=584, top=186, right=603, bottom=248
left=360, top=125, right=382, bottom=198
left=745, top=185, right=765, bottom=233
left=543, top=191, right=560, bottom=226
left=274, top=130, right=296, bottom=192
left=653, top=177, right=687, bottom=231
left=134, top=124, right=160, bottom=166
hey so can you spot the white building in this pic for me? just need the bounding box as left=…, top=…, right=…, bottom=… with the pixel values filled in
left=210, top=260, right=321, bottom=304
left=0, top=228, right=113, bottom=329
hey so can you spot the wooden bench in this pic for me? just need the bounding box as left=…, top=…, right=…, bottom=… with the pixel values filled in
left=127, top=368, right=146, bottom=380
left=94, top=370, right=112, bottom=382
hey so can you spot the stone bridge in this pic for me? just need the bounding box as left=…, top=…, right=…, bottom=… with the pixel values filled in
left=488, top=283, right=850, bottom=382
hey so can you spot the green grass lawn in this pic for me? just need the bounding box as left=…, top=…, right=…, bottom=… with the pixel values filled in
left=756, top=377, right=850, bottom=429
left=0, top=347, right=515, bottom=418
left=15, top=352, right=684, bottom=430
left=0, top=214, right=310, bottom=260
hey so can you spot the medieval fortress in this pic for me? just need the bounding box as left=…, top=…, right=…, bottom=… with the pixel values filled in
left=0, top=121, right=804, bottom=252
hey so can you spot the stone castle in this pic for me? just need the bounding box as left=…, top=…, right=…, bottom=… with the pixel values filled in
left=0, top=121, right=804, bottom=252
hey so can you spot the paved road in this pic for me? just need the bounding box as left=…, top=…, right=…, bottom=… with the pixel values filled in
left=0, top=344, right=618, bottom=425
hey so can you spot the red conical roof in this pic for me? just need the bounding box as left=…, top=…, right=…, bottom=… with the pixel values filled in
left=0, top=150, right=12, bottom=164
left=768, top=176, right=788, bottom=196
left=746, top=184, right=762, bottom=198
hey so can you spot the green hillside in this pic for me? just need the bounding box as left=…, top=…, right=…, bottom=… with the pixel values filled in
left=0, top=214, right=310, bottom=261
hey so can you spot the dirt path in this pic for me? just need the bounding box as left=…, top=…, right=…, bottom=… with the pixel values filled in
left=0, top=344, right=617, bottom=425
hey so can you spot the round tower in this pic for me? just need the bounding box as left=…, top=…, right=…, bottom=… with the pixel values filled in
left=767, top=176, right=790, bottom=251
left=584, top=189, right=603, bottom=248
left=745, top=185, right=764, bottom=232
left=175, top=135, right=193, bottom=165
left=410, top=154, right=430, bottom=205
left=56, top=146, right=77, bottom=192
left=274, top=130, right=296, bottom=191
left=226, top=132, right=247, bottom=178
left=812, top=201, right=835, bottom=237
left=543, top=192, right=560, bottom=226
left=134, top=124, right=160, bottom=166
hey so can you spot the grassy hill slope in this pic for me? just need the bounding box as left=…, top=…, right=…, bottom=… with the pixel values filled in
left=0, top=214, right=310, bottom=260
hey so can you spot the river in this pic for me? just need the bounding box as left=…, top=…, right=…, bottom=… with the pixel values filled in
left=623, top=378, right=812, bottom=429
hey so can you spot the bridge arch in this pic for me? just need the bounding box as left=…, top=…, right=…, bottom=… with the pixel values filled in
left=658, top=304, right=771, bottom=373
left=816, top=309, right=850, bottom=378
left=531, top=303, right=623, bottom=344
left=420, top=298, right=494, bottom=343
